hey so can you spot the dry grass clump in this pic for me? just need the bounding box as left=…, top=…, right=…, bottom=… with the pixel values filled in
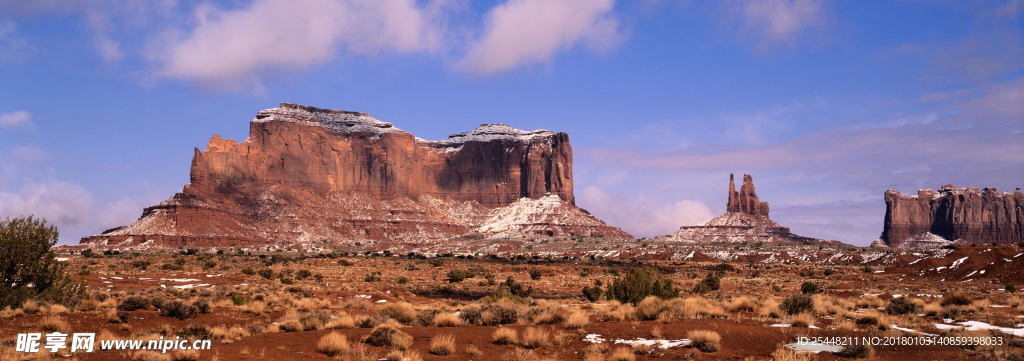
left=836, top=344, right=874, bottom=358
left=433, top=312, right=462, bottom=327
left=526, top=301, right=564, bottom=325
left=132, top=350, right=171, bottom=361
left=299, top=311, right=331, bottom=330
left=39, top=315, right=70, bottom=333
left=813, top=295, right=854, bottom=315
left=770, top=344, right=812, bottom=361
left=564, top=309, right=590, bottom=328
left=429, top=334, right=456, bottom=356
left=607, top=347, right=636, bottom=361
left=21, top=299, right=40, bottom=314
left=384, top=350, right=423, bottom=361
left=277, top=319, right=302, bottom=332
left=520, top=327, right=551, bottom=349
left=922, top=302, right=943, bottom=316
left=635, top=296, right=724, bottom=321
left=209, top=326, right=249, bottom=342
left=316, top=332, right=351, bottom=357
left=501, top=349, right=556, bottom=361
left=756, top=298, right=782, bottom=318
left=687, top=330, right=721, bottom=352
left=365, top=321, right=413, bottom=350
left=493, top=326, right=519, bottom=345
left=598, top=301, right=635, bottom=321
left=856, top=295, right=884, bottom=309
left=381, top=302, right=417, bottom=324
left=465, top=345, right=482, bottom=357
left=170, top=349, right=200, bottom=361
left=725, top=296, right=758, bottom=313
left=327, top=312, right=356, bottom=329
left=855, top=311, right=889, bottom=330
left=789, top=313, right=816, bottom=328
left=105, top=307, right=127, bottom=323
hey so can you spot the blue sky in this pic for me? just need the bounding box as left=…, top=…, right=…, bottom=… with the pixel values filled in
left=1, top=0, right=1021, bottom=245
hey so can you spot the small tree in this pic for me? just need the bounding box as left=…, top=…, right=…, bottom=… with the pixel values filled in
left=605, top=267, right=679, bottom=304
left=0, top=217, right=85, bottom=307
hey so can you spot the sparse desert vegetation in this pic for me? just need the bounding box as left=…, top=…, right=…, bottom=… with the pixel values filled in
left=0, top=232, right=1022, bottom=360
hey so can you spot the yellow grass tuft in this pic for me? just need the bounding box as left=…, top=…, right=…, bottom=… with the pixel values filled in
left=39, top=315, right=70, bottom=333
left=433, top=312, right=462, bottom=327
left=606, top=347, right=636, bottom=361
left=492, top=326, right=518, bottom=345
left=429, top=334, right=456, bottom=356
left=171, top=349, right=200, bottom=361
left=132, top=350, right=171, bottom=361
left=317, top=332, right=351, bottom=357
left=564, top=309, right=590, bottom=329
left=520, top=327, right=551, bottom=349
left=687, top=330, right=721, bottom=352
left=381, top=302, right=417, bottom=324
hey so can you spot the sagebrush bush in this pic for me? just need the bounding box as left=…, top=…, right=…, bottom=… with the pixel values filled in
left=158, top=300, right=198, bottom=320
left=780, top=294, right=814, bottom=315
left=884, top=297, right=919, bottom=315
left=606, top=267, right=679, bottom=304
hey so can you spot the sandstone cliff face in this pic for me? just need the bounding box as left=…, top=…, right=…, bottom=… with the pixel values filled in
left=878, top=185, right=1024, bottom=247
left=660, top=173, right=836, bottom=244
left=81, top=103, right=629, bottom=249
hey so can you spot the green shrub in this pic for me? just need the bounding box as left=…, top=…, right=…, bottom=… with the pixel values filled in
left=491, top=277, right=532, bottom=300
left=582, top=286, right=603, bottom=302
left=780, top=294, right=814, bottom=315
left=884, top=297, right=918, bottom=315
left=692, top=273, right=721, bottom=294
left=257, top=269, right=274, bottom=279
left=1006, top=284, right=1017, bottom=293
left=800, top=282, right=821, bottom=294
left=834, top=344, right=873, bottom=358
left=241, top=268, right=256, bottom=276
left=295, top=269, right=311, bottom=280
left=940, top=294, right=971, bottom=306
left=117, top=296, right=151, bottom=311
left=0, top=216, right=86, bottom=307
left=131, top=260, right=151, bottom=269
left=364, top=272, right=382, bottom=282
left=605, top=267, right=679, bottom=304
left=529, top=268, right=542, bottom=280
left=447, top=269, right=471, bottom=283
left=158, top=300, right=198, bottom=320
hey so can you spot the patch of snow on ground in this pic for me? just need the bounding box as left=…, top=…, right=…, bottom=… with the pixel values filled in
left=160, top=278, right=200, bottom=282
left=786, top=341, right=843, bottom=353
left=891, top=325, right=937, bottom=336
left=949, top=256, right=969, bottom=269
left=934, top=321, right=1024, bottom=337
left=172, top=283, right=211, bottom=290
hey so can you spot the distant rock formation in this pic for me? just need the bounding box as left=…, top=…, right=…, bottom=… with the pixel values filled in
left=875, top=185, right=1024, bottom=248
left=727, top=174, right=770, bottom=217
left=659, top=173, right=836, bottom=244
left=80, top=103, right=630, bottom=250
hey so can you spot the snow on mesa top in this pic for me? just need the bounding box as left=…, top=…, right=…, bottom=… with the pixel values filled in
left=254, top=103, right=555, bottom=145
left=435, top=123, right=555, bottom=145
left=253, top=103, right=405, bottom=135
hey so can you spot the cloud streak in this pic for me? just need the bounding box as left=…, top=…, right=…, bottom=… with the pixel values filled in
left=152, top=0, right=445, bottom=90
left=458, top=0, right=621, bottom=74
left=731, top=0, right=825, bottom=51
left=0, top=110, right=31, bottom=128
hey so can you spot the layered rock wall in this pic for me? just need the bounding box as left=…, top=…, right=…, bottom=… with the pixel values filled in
left=880, top=185, right=1024, bottom=247
left=80, top=103, right=628, bottom=249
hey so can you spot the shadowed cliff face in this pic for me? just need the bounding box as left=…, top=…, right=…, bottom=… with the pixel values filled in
left=881, top=185, right=1024, bottom=247
left=80, top=103, right=628, bottom=248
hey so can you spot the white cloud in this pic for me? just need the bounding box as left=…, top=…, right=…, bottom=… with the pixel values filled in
left=458, top=0, right=621, bottom=74
left=152, top=0, right=444, bottom=90
left=734, top=0, right=824, bottom=50
left=0, top=20, right=34, bottom=62
left=578, top=185, right=713, bottom=238
left=0, top=181, right=94, bottom=227
left=0, top=110, right=31, bottom=128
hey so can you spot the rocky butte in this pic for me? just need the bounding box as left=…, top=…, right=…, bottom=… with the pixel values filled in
left=80, top=103, right=631, bottom=250
left=658, top=174, right=837, bottom=244
left=873, top=185, right=1024, bottom=248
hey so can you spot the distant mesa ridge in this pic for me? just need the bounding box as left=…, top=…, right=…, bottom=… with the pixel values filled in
left=659, top=173, right=837, bottom=244
left=80, top=102, right=630, bottom=249
left=875, top=184, right=1024, bottom=248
